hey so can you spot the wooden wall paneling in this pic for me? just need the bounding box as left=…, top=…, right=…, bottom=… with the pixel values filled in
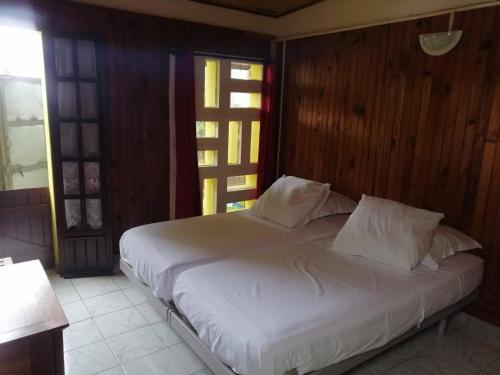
left=279, top=6, right=500, bottom=325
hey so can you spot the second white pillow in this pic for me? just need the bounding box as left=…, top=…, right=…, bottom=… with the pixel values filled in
left=420, top=226, right=482, bottom=270
left=330, top=195, right=444, bottom=271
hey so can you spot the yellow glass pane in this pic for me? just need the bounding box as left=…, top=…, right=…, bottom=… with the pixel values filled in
left=250, top=121, right=260, bottom=164
left=202, top=178, right=217, bottom=215
left=226, top=199, right=256, bottom=212
left=230, top=62, right=263, bottom=81
left=230, top=92, right=261, bottom=109
left=204, top=59, right=219, bottom=108
left=197, top=150, right=217, bottom=167
left=227, top=121, right=242, bottom=165
left=227, top=174, right=257, bottom=192
left=196, top=121, right=218, bottom=138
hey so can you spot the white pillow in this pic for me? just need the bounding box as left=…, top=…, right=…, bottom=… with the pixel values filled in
left=330, top=195, right=444, bottom=271
left=250, top=176, right=330, bottom=229
left=420, top=226, right=482, bottom=270
left=311, top=191, right=357, bottom=219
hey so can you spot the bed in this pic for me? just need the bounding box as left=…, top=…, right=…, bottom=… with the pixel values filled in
left=172, top=236, right=483, bottom=375
left=119, top=182, right=483, bottom=375
left=120, top=210, right=349, bottom=301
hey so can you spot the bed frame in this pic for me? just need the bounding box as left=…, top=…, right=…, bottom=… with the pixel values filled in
left=120, top=258, right=478, bottom=375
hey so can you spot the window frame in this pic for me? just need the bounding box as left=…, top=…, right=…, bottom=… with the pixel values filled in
left=194, top=56, right=262, bottom=214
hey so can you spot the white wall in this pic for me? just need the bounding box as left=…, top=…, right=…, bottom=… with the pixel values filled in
left=70, top=0, right=498, bottom=38
left=275, top=0, right=496, bottom=39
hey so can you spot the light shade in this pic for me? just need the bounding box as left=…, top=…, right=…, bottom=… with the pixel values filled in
left=419, top=30, right=462, bottom=56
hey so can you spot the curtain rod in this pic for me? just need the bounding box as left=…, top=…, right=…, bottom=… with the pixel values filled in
left=276, top=1, right=499, bottom=41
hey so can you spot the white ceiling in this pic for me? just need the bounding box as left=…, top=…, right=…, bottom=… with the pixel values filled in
left=70, top=0, right=497, bottom=39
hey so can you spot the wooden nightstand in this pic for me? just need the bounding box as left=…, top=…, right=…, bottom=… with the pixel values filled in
left=0, top=260, right=69, bottom=374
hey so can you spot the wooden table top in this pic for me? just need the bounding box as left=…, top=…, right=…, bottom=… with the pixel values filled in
left=0, top=260, right=68, bottom=345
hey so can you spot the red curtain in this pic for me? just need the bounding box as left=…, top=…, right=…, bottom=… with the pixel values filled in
left=257, top=62, right=279, bottom=196
left=174, top=52, right=201, bottom=218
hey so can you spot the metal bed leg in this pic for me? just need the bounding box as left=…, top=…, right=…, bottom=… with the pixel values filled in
left=437, top=318, right=447, bottom=338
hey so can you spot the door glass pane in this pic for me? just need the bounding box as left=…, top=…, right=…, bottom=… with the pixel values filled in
left=230, top=92, right=261, bottom=108
left=230, top=62, right=263, bottom=81
left=57, top=82, right=76, bottom=118
left=80, top=82, right=98, bottom=119
left=65, top=199, right=81, bottom=230
left=197, top=150, right=217, bottom=167
left=60, top=123, right=78, bottom=158
left=86, top=199, right=102, bottom=229
left=196, top=121, right=218, bottom=138
left=84, top=162, right=100, bottom=194
left=5, top=81, right=44, bottom=121
left=227, top=174, right=257, bottom=192
left=202, top=178, right=217, bottom=216
left=204, top=59, right=219, bottom=108
left=54, top=38, right=73, bottom=77
left=77, top=40, right=97, bottom=78
left=227, top=121, right=242, bottom=165
left=82, top=123, right=100, bottom=157
left=62, top=162, right=80, bottom=195
left=250, top=121, right=260, bottom=164
left=226, top=199, right=256, bottom=212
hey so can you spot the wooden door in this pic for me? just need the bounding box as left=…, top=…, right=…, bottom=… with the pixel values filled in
left=43, top=33, right=112, bottom=277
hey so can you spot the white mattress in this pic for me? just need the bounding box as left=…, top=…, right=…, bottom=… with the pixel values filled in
left=173, top=239, right=483, bottom=375
left=120, top=211, right=349, bottom=301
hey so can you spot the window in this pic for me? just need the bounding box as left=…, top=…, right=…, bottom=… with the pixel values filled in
left=230, top=62, right=263, bottom=81
left=0, top=26, right=49, bottom=191
left=195, top=57, right=263, bottom=215
left=226, top=199, right=256, bottom=212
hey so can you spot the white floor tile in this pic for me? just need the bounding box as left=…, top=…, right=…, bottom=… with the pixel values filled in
left=47, top=271, right=73, bottom=289
left=94, top=306, right=148, bottom=338
left=84, top=290, right=132, bottom=317
left=151, top=322, right=183, bottom=347
left=461, top=315, right=500, bottom=351
left=136, top=302, right=163, bottom=324
left=106, top=326, right=166, bottom=364
left=170, top=342, right=206, bottom=374
left=96, top=366, right=125, bottom=375
left=112, top=274, right=134, bottom=290
left=55, top=285, right=81, bottom=304
left=64, top=319, right=103, bottom=352
left=71, top=276, right=103, bottom=285
left=385, top=356, right=474, bottom=375
left=123, top=287, right=148, bottom=305
left=62, top=300, right=91, bottom=324
left=122, top=347, right=188, bottom=375
left=75, top=278, right=120, bottom=299
left=65, top=340, right=118, bottom=375
left=419, top=331, right=499, bottom=373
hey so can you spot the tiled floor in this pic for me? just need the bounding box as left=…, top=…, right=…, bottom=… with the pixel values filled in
left=46, top=269, right=500, bottom=375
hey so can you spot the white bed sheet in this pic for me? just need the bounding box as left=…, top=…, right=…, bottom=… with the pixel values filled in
left=120, top=211, right=349, bottom=301
left=173, top=239, right=483, bottom=375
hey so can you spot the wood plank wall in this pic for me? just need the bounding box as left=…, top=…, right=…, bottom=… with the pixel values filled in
left=0, top=188, right=53, bottom=268
left=280, top=7, right=500, bottom=325
left=1, top=0, right=272, bottom=251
